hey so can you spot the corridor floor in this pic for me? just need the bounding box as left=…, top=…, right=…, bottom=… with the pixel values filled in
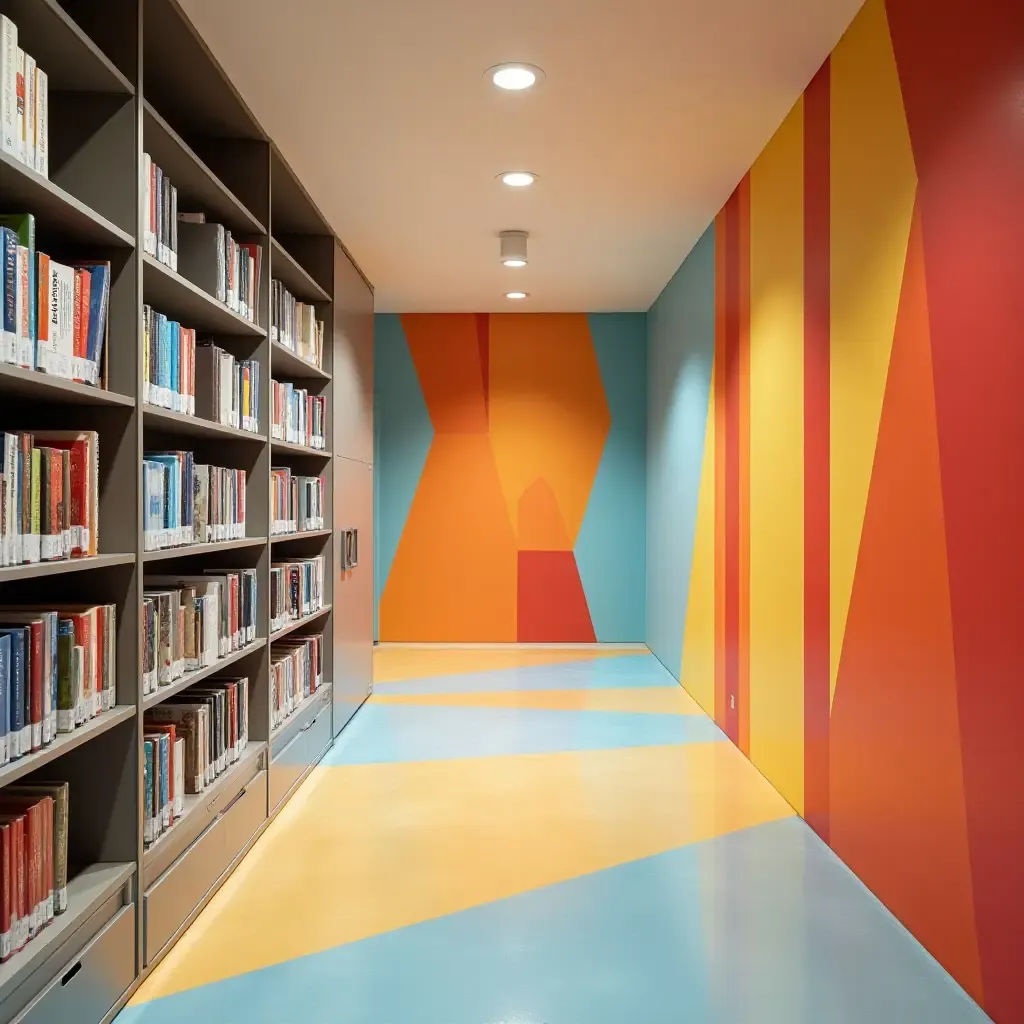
left=120, top=648, right=986, bottom=1024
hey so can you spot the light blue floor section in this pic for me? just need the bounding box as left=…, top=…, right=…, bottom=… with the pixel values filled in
left=322, top=702, right=724, bottom=765
left=119, top=817, right=987, bottom=1024
left=372, top=652, right=678, bottom=695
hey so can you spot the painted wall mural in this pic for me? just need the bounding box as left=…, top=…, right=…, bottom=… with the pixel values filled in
left=376, top=312, right=646, bottom=643
left=646, top=0, right=1024, bottom=1020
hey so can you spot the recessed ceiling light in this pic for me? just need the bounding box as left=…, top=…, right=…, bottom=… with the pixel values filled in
left=500, top=171, right=536, bottom=188
left=488, top=63, right=544, bottom=91
left=503, top=259, right=527, bottom=268
left=506, top=291, right=529, bottom=300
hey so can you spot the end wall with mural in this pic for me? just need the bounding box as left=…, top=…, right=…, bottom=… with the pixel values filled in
left=646, top=0, right=1023, bottom=1020
left=376, top=312, right=646, bottom=643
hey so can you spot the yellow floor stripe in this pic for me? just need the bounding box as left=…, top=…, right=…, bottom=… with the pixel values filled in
left=133, top=742, right=793, bottom=1003
left=372, top=686, right=704, bottom=715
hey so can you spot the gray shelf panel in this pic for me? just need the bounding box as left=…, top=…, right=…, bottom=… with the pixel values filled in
left=142, top=254, right=267, bottom=338
left=142, top=638, right=267, bottom=711
left=0, top=552, right=135, bottom=584
left=141, top=741, right=266, bottom=887
left=0, top=362, right=135, bottom=407
left=143, top=102, right=266, bottom=236
left=0, top=862, right=135, bottom=1008
left=269, top=528, right=332, bottom=546
left=0, top=705, right=135, bottom=788
left=270, top=238, right=330, bottom=303
left=270, top=682, right=332, bottom=760
left=269, top=439, right=332, bottom=459
left=143, top=404, right=267, bottom=444
left=0, top=0, right=134, bottom=94
left=270, top=340, right=331, bottom=382
left=0, top=151, right=135, bottom=247
left=270, top=604, right=332, bottom=643
left=142, top=537, right=267, bottom=563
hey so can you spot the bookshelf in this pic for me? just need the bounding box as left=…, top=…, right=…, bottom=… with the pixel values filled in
left=0, top=0, right=373, bottom=1018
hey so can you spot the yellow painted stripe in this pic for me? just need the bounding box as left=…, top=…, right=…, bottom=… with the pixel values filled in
left=373, top=645, right=639, bottom=684
left=132, top=743, right=794, bottom=1003
left=372, top=686, right=704, bottom=715
left=747, top=99, right=806, bottom=815
left=680, top=359, right=717, bottom=718
left=829, top=0, right=917, bottom=705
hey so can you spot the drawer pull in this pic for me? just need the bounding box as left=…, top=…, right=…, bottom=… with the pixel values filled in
left=61, top=961, right=83, bottom=986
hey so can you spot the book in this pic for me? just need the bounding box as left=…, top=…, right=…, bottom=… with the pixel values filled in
left=142, top=454, right=246, bottom=551
left=142, top=306, right=195, bottom=415
left=270, top=556, right=325, bottom=632
left=0, top=17, right=17, bottom=158
left=270, top=467, right=324, bottom=536
left=271, top=634, right=322, bottom=731
left=271, top=280, right=324, bottom=366
left=194, top=343, right=260, bottom=432
left=0, top=214, right=34, bottom=366
left=4, top=783, right=67, bottom=915
left=270, top=380, right=326, bottom=449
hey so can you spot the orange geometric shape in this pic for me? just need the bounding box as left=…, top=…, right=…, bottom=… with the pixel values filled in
left=475, top=312, right=490, bottom=419
left=517, top=477, right=572, bottom=551
left=488, top=314, right=610, bottom=546
left=380, top=432, right=518, bottom=641
left=401, top=314, right=489, bottom=434
left=517, top=550, right=596, bottom=643
left=829, top=202, right=983, bottom=1003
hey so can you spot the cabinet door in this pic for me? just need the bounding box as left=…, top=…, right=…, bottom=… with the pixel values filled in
left=333, top=455, right=374, bottom=734
left=333, top=243, right=374, bottom=463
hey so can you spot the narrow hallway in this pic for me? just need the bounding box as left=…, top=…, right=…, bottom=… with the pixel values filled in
left=120, top=648, right=985, bottom=1024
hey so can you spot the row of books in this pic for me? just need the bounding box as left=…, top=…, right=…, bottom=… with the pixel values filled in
left=195, top=344, right=260, bottom=433
left=143, top=676, right=250, bottom=846
left=142, top=306, right=196, bottom=416
left=271, top=557, right=325, bottom=633
left=1, top=215, right=109, bottom=386
left=141, top=154, right=178, bottom=273
left=0, top=604, right=116, bottom=765
left=0, top=782, right=68, bottom=963
left=271, top=281, right=323, bottom=368
left=270, top=634, right=323, bottom=733
left=142, top=570, right=258, bottom=697
left=0, top=430, right=99, bottom=567
left=270, top=381, right=326, bottom=450
left=0, top=17, right=49, bottom=178
left=142, top=456, right=246, bottom=552
left=270, top=469, right=325, bottom=537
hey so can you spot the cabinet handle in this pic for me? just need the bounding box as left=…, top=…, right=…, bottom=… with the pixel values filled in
left=61, top=961, right=83, bottom=986
left=350, top=528, right=359, bottom=568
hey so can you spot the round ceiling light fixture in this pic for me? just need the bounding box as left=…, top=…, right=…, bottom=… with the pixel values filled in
left=499, top=230, right=529, bottom=268
left=505, top=291, right=529, bottom=300
left=499, top=170, right=537, bottom=188
left=488, top=63, right=544, bottom=91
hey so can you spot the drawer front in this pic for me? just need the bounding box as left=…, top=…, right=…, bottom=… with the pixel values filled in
left=305, top=704, right=332, bottom=766
left=145, top=772, right=267, bottom=965
left=270, top=733, right=306, bottom=812
left=15, top=904, right=135, bottom=1024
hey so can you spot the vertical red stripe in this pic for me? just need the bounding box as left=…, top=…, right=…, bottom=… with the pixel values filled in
left=714, top=211, right=729, bottom=730
left=737, top=176, right=752, bottom=757
left=803, top=61, right=831, bottom=841
left=723, top=187, right=742, bottom=747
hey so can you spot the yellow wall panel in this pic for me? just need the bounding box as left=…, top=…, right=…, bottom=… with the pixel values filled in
left=747, top=100, right=806, bottom=815
left=829, top=0, right=917, bottom=704
left=680, top=361, right=717, bottom=718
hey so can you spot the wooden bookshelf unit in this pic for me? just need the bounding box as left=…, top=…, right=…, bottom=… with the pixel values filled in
left=0, top=0, right=374, bottom=1019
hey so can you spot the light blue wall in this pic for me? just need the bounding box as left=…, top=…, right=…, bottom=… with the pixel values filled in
left=576, top=313, right=647, bottom=641
left=373, top=314, right=433, bottom=640
left=646, top=225, right=717, bottom=674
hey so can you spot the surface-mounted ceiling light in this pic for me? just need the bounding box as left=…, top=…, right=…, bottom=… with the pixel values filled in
left=506, top=291, right=529, bottom=300
left=488, top=63, right=543, bottom=91
left=500, top=171, right=536, bottom=188
left=499, top=230, right=529, bottom=268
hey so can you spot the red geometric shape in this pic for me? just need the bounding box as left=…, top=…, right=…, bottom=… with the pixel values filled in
left=829, top=201, right=983, bottom=1003
left=886, top=4, right=1024, bottom=1018
left=517, top=550, right=596, bottom=643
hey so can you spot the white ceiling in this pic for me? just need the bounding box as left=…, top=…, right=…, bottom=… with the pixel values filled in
left=179, top=0, right=864, bottom=312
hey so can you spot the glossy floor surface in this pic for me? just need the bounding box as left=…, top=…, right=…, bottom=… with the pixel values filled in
left=120, top=648, right=987, bottom=1024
